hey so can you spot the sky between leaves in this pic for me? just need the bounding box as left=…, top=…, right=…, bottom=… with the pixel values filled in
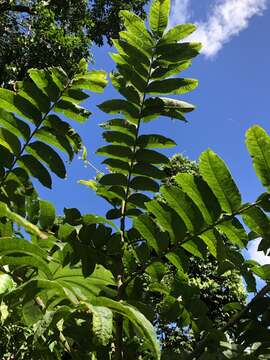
left=37, top=0, right=270, bottom=265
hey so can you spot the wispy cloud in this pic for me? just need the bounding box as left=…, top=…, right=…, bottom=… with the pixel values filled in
left=170, top=0, right=191, bottom=25
left=170, top=0, right=268, bottom=58
left=247, top=238, right=270, bottom=265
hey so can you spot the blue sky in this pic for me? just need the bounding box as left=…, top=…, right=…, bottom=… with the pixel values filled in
left=37, top=0, right=270, bottom=264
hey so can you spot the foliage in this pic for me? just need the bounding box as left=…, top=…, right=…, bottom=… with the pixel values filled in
left=150, top=154, right=247, bottom=352
left=0, top=0, right=149, bottom=88
left=0, top=0, right=270, bottom=359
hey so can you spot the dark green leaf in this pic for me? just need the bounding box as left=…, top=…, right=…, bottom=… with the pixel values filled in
left=54, top=100, right=91, bottom=123
left=0, top=109, right=30, bottom=141
left=96, top=145, right=132, bottom=161
left=130, top=176, right=159, bottom=192
left=26, top=141, right=66, bottom=179
left=136, top=149, right=169, bottom=164
left=99, top=173, right=127, bottom=186
left=18, top=155, right=52, bottom=188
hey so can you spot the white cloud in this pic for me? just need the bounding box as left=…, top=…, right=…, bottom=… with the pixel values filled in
left=169, top=0, right=191, bottom=25
left=170, top=0, right=268, bottom=58
left=247, top=238, right=270, bottom=265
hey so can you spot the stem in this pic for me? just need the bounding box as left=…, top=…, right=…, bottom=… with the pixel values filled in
left=114, top=50, right=156, bottom=360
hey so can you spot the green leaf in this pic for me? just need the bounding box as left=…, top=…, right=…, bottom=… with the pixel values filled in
left=175, top=173, right=220, bottom=224
left=28, top=68, right=60, bottom=102
left=216, top=219, right=247, bottom=248
left=99, top=173, right=127, bottom=186
left=44, top=115, right=83, bottom=153
left=35, top=127, right=74, bottom=161
left=151, top=61, right=192, bottom=80
left=103, top=131, right=134, bottom=147
left=242, top=206, right=270, bottom=236
left=0, top=273, right=15, bottom=295
left=181, top=239, right=206, bottom=259
left=26, top=141, right=66, bottom=179
left=119, top=10, right=154, bottom=46
left=116, top=64, right=147, bottom=92
left=0, top=88, right=42, bottom=124
left=128, top=193, right=150, bottom=209
left=146, top=200, right=186, bottom=243
left=102, top=158, right=130, bottom=174
left=94, top=297, right=161, bottom=359
left=18, top=155, right=52, bottom=188
left=112, top=39, right=151, bottom=68
left=100, top=119, right=136, bottom=138
left=160, top=185, right=204, bottom=233
left=130, top=176, right=159, bottom=192
left=96, top=145, right=132, bottom=161
left=0, top=109, right=30, bottom=141
left=51, top=264, right=115, bottom=301
left=137, top=134, right=176, bottom=149
left=147, top=78, right=198, bottom=95
left=199, top=149, right=241, bottom=213
left=22, top=300, right=43, bottom=326
left=160, top=24, right=197, bottom=44
left=0, top=255, right=52, bottom=279
left=72, top=70, right=108, bottom=93
left=252, top=264, right=270, bottom=280
left=199, top=230, right=218, bottom=257
left=0, top=128, right=21, bottom=155
left=134, top=214, right=165, bottom=254
left=17, top=78, right=50, bottom=113
left=39, top=200, right=55, bottom=230
left=156, top=42, right=202, bottom=63
left=86, top=304, right=113, bottom=346
left=136, top=149, right=169, bottom=164
left=54, top=100, right=91, bottom=123
left=110, top=72, right=142, bottom=104
left=119, top=31, right=152, bottom=57
left=246, top=125, right=270, bottom=191
left=0, top=237, right=47, bottom=260
left=133, top=163, right=165, bottom=179
left=61, top=88, right=89, bottom=104
left=98, top=100, right=140, bottom=122
left=149, top=0, right=170, bottom=37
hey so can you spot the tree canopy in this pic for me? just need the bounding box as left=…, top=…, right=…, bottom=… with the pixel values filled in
left=0, top=0, right=149, bottom=87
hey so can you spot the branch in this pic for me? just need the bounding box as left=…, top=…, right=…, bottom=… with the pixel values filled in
left=122, top=200, right=263, bottom=290
left=0, top=1, right=34, bottom=15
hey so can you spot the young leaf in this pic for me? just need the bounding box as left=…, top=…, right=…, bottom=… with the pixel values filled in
left=149, top=0, right=171, bottom=38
